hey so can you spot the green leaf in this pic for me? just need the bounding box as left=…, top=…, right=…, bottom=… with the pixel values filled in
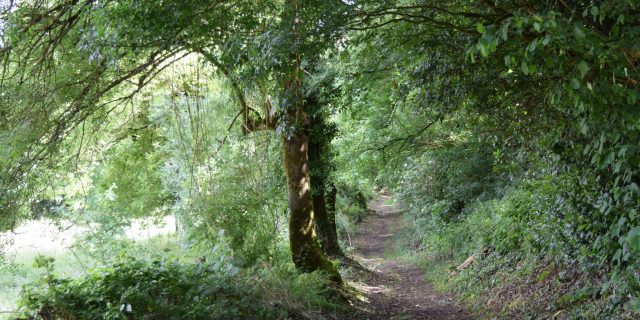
left=490, top=38, right=498, bottom=52
left=613, top=248, right=622, bottom=264
left=476, top=23, right=485, bottom=33
left=574, top=25, right=585, bottom=39
left=533, top=22, right=541, bottom=32
left=630, top=183, right=639, bottom=194
left=501, top=22, right=509, bottom=41
left=571, top=78, right=581, bottom=89
left=628, top=227, right=640, bottom=252
left=542, top=34, right=551, bottom=46
left=577, top=61, right=590, bottom=79
left=504, top=55, right=511, bottom=67
left=603, top=151, right=615, bottom=167
left=580, top=120, right=589, bottom=135
left=529, top=39, right=538, bottom=52
left=628, top=91, right=637, bottom=105
left=590, top=6, right=599, bottom=18
left=479, top=43, right=488, bottom=57
left=521, top=61, right=529, bottom=75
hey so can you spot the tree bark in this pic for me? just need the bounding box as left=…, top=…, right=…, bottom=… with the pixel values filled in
left=312, top=184, right=344, bottom=257
left=309, top=167, right=343, bottom=257
left=306, top=90, right=343, bottom=258
left=325, top=185, right=342, bottom=256
left=283, top=131, right=342, bottom=283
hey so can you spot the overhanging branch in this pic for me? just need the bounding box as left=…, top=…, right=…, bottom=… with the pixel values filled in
left=194, top=48, right=276, bottom=134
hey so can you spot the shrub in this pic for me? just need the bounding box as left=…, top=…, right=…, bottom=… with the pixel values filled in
left=18, top=256, right=272, bottom=320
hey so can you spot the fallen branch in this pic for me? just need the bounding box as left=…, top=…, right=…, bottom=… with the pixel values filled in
left=457, top=254, right=476, bottom=271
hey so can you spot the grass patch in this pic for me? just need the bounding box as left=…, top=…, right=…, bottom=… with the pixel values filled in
left=382, top=196, right=396, bottom=206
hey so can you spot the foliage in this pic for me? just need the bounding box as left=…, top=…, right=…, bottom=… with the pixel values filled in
left=18, top=255, right=273, bottom=320
left=1, top=0, right=640, bottom=317
left=398, top=135, right=501, bottom=224
left=329, top=0, right=640, bottom=317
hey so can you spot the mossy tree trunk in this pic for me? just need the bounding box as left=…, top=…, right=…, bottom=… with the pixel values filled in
left=308, top=132, right=343, bottom=258
left=325, top=185, right=342, bottom=256
left=311, top=187, right=331, bottom=254
left=312, top=182, right=343, bottom=258
left=306, top=89, right=344, bottom=258
left=282, top=130, right=341, bottom=282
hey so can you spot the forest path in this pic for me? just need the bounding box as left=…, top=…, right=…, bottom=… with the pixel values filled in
left=348, top=193, right=470, bottom=320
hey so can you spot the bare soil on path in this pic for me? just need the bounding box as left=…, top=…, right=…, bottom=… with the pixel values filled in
left=347, top=194, right=471, bottom=320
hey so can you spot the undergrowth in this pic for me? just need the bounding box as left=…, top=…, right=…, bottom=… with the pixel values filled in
left=397, top=180, right=640, bottom=319
left=16, top=254, right=344, bottom=320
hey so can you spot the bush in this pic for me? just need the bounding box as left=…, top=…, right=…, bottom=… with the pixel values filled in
left=403, top=173, right=640, bottom=318
left=397, top=140, right=501, bottom=224
left=18, top=256, right=273, bottom=320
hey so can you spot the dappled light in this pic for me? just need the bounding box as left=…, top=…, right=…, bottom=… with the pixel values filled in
left=1, top=0, right=639, bottom=319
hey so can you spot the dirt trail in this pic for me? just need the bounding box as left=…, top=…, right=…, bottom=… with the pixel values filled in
left=348, top=194, right=470, bottom=320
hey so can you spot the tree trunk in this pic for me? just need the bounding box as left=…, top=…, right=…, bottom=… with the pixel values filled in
left=305, top=89, right=343, bottom=258
left=283, top=131, right=342, bottom=283
left=312, top=186, right=343, bottom=257
left=325, top=185, right=343, bottom=256
left=310, top=173, right=344, bottom=257
left=314, top=186, right=343, bottom=257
